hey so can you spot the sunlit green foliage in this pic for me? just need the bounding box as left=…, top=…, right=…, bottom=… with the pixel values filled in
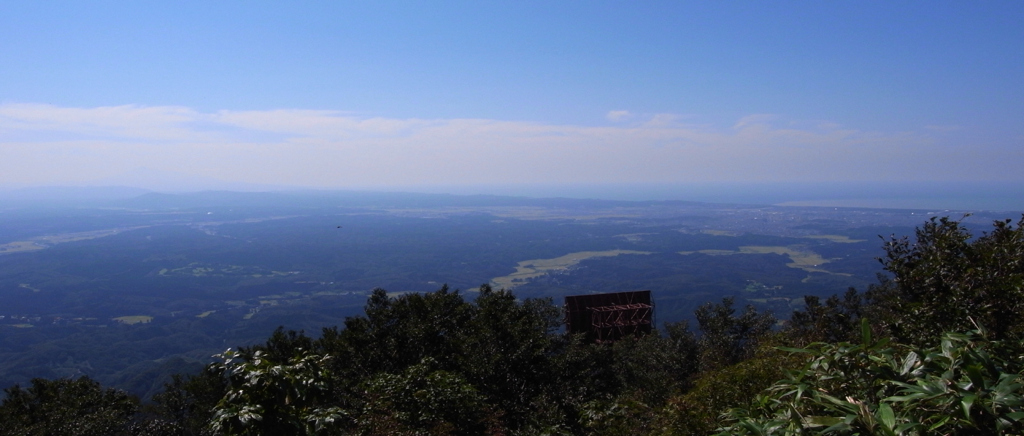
left=356, top=358, right=491, bottom=435
left=459, top=285, right=562, bottom=429
left=720, top=328, right=1024, bottom=435
left=787, top=288, right=863, bottom=345
left=870, top=215, right=1024, bottom=345
left=210, top=347, right=344, bottom=436
left=177, top=286, right=783, bottom=435
left=695, top=297, right=776, bottom=373
left=660, top=338, right=800, bottom=435
left=713, top=216, right=1024, bottom=435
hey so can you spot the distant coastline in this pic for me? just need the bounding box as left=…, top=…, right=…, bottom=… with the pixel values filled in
left=406, top=181, right=1024, bottom=213
left=3, top=180, right=1023, bottom=214
left=773, top=198, right=1021, bottom=212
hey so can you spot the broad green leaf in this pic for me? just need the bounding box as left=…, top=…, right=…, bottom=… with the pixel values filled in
left=1006, top=411, right=1024, bottom=421
left=900, top=351, right=919, bottom=375
left=738, top=420, right=768, bottom=435
left=878, top=403, right=895, bottom=430
left=803, top=415, right=844, bottom=427
left=961, top=394, right=976, bottom=419
left=964, top=364, right=986, bottom=390
left=861, top=318, right=872, bottom=345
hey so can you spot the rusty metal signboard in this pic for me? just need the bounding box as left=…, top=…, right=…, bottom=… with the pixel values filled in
left=564, top=290, right=653, bottom=342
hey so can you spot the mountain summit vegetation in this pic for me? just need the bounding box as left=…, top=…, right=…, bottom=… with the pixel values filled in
left=2, top=215, right=1024, bottom=435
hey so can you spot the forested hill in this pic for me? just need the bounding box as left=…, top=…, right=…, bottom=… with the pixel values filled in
left=2, top=215, right=1024, bottom=435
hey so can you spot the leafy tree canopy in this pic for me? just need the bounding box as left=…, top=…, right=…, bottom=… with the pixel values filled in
left=870, top=215, right=1024, bottom=345
left=0, top=376, right=138, bottom=436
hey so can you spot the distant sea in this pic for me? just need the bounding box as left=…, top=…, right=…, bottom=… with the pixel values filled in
left=3, top=181, right=1022, bottom=215
left=423, top=181, right=1024, bottom=214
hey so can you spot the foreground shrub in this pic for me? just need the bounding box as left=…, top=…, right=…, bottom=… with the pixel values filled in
left=0, top=376, right=138, bottom=436
left=660, top=339, right=799, bottom=435
left=720, top=327, right=1024, bottom=435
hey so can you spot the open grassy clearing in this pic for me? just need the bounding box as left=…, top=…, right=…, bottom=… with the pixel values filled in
left=677, top=249, right=735, bottom=255
left=800, top=234, right=867, bottom=243
left=0, top=227, right=150, bottom=256
left=158, top=263, right=299, bottom=278
left=700, top=229, right=740, bottom=236
left=747, top=297, right=808, bottom=309
left=739, top=246, right=831, bottom=271
left=34, top=227, right=146, bottom=244
left=490, top=250, right=652, bottom=290
left=113, top=316, right=153, bottom=325
left=679, top=245, right=839, bottom=274
left=614, top=233, right=657, bottom=242
left=0, top=241, right=45, bottom=254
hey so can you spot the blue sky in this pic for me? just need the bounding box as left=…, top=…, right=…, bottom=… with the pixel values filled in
left=1, top=1, right=1022, bottom=195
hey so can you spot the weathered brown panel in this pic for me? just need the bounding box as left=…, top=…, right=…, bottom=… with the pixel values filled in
left=564, top=290, right=653, bottom=342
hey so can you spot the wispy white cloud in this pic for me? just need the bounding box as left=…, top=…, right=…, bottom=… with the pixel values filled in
left=0, top=103, right=1004, bottom=190
left=0, top=104, right=214, bottom=141
left=606, top=110, right=631, bottom=122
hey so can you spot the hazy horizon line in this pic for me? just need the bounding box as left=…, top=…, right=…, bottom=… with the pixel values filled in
left=2, top=180, right=1023, bottom=213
